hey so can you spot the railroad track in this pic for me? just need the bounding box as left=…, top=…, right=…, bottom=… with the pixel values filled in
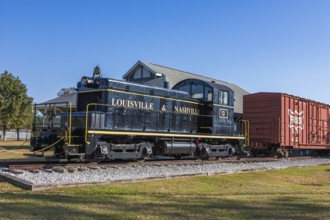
left=0, top=155, right=320, bottom=172
left=1, top=155, right=329, bottom=191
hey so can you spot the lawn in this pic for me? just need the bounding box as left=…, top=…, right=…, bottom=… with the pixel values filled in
left=0, top=140, right=51, bottom=159
left=0, top=165, right=329, bottom=219
left=0, top=140, right=31, bottom=159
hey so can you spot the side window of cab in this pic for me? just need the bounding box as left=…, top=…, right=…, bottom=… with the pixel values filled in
left=191, top=84, right=203, bottom=99
left=219, top=90, right=229, bottom=105
left=173, top=80, right=214, bottom=102
left=204, top=86, right=213, bottom=101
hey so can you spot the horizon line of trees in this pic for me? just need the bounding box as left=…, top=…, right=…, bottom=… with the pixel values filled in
left=0, top=71, right=33, bottom=141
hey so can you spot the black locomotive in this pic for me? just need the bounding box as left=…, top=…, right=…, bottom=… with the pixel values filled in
left=30, top=67, right=246, bottom=161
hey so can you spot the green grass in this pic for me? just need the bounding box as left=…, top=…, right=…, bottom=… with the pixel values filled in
left=0, top=140, right=31, bottom=159
left=0, top=165, right=330, bottom=219
left=0, top=140, right=30, bottom=147
left=0, top=140, right=52, bottom=159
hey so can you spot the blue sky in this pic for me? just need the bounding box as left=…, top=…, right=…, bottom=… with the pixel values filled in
left=0, top=0, right=329, bottom=103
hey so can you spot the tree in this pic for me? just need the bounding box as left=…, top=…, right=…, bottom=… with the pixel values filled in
left=0, top=92, right=3, bottom=139
left=57, top=87, right=76, bottom=97
left=12, top=96, right=33, bottom=140
left=0, top=71, right=33, bottom=140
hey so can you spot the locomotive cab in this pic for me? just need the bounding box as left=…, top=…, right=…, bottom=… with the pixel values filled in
left=173, top=79, right=237, bottom=136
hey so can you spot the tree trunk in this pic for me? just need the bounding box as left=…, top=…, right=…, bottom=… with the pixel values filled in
left=25, top=128, right=29, bottom=141
left=17, top=128, right=20, bottom=141
left=2, top=129, right=5, bottom=141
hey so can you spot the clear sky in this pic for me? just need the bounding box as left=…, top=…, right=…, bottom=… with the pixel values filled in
left=1, top=0, right=329, bottom=104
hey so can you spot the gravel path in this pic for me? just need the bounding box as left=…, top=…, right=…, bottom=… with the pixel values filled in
left=1, top=158, right=330, bottom=187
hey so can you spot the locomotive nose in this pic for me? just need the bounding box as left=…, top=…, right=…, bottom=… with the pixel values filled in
left=30, top=131, right=58, bottom=151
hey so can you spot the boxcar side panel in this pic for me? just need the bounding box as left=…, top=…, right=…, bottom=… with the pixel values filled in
left=281, top=94, right=308, bottom=148
left=243, top=93, right=282, bottom=149
left=245, top=92, right=330, bottom=151
left=281, top=94, right=330, bottom=149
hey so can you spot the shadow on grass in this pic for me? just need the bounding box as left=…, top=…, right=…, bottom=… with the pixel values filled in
left=0, top=145, right=30, bottom=150
left=0, top=193, right=329, bottom=219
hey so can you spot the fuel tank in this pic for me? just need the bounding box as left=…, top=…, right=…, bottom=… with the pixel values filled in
left=162, top=141, right=196, bottom=155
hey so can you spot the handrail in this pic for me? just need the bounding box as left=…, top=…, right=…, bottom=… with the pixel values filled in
left=242, top=120, right=250, bottom=146
left=68, top=102, right=72, bottom=144
left=85, top=103, right=113, bottom=144
left=84, top=103, right=246, bottom=144
left=84, top=102, right=214, bottom=144
left=32, top=137, right=65, bottom=152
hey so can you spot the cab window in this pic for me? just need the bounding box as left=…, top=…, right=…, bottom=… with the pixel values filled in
left=191, top=84, right=203, bottom=99
left=219, top=90, right=229, bottom=105
left=178, top=84, right=190, bottom=93
left=174, top=81, right=213, bottom=101
left=205, top=87, right=213, bottom=101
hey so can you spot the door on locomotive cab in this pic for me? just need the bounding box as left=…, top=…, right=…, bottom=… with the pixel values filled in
left=173, top=79, right=214, bottom=134
left=197, top=86, right=213, bottom=133
left=213, top=89, right=234, bottom=136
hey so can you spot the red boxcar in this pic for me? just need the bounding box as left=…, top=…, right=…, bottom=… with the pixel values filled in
left=243, top=92, right=330, bottom=156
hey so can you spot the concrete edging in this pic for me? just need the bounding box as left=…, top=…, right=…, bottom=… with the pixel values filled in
left=0, top=173, right=34, bottom=190
left=0, top=169, right=258, bottom=191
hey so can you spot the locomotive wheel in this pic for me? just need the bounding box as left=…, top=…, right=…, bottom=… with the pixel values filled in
left=174, top=155, right=183, bottom=160
left=137, top=148, right=149, bottom=162
left=228, top=147, right=234, bottom=157
left=200, top=147, right=209, bottom=160
left=54, top=146, right=65, bottom=158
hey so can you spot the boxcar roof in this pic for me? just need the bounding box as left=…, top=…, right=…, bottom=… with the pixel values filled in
left=246, top=92, right=330, bottom=107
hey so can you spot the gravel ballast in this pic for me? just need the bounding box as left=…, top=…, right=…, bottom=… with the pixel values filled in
left=1, top=158, right=330, bottom=189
